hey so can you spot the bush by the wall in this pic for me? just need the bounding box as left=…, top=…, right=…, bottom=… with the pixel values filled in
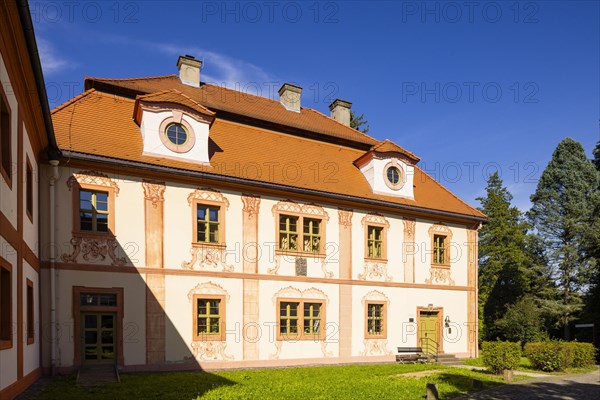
left=481, top=341, right=521, bottom=374
left=525, top=341, right=597, bottom=371
left=524, top=342, right=564, bottom=372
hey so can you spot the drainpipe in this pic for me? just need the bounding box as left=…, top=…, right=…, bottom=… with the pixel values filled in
left=49, top=159, right=59, bottom=375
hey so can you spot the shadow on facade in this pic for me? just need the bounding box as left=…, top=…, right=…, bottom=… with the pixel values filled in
left=41, top=178, right=236, bottom=396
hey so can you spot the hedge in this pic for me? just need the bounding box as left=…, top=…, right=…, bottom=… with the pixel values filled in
left=524, top=341, right=596, bottom=372
left=481, top=341, right=521, bottom=373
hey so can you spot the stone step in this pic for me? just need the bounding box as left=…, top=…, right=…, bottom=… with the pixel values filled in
left=77, top=364, right=119, bottom=386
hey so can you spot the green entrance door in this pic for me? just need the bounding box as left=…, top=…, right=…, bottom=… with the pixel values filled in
left=82, top=313, right=116, bottom=363
left=419, top=312, right=439, bottom=355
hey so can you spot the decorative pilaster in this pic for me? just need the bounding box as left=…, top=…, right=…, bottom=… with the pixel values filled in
left=242, top=194, right=261, bottom=360
left=338, top=209, right=353, bottom=358
left=402, top=217, right=416, bottom=283
left=142, top=180, right=166, bottom=365
left=467, top=227, right=479, bottom=357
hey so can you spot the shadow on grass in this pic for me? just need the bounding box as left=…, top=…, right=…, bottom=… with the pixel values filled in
left=429, top=371, right=504, bottom=399
left=36, top=371, right=237, bottom=400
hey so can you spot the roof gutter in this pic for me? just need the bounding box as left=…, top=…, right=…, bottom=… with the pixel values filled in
left=63, top=150, right=487, bottom=224
left=16, top=0, right=62, bottom=159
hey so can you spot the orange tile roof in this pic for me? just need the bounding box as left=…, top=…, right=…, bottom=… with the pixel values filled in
left=135, top=89, right=215, bottom=116
left=370, top=140, right=421, bottom=163
left=85, top=75, right=380, bottom=147
left=51, top=89, right=485, bottom=220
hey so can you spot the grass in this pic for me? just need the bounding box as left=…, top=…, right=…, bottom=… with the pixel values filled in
left=462, top=357, right=598, bottom=375
left=36, top=363, right=518, bottom=400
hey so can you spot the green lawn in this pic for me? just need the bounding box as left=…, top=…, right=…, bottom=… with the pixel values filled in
left=37, top=363, right=516, bottom=400
left=462, top=357, right=597, bottom=375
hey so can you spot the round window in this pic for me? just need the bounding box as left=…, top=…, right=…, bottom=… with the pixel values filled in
left=165, top=123, right=188, bottom=145
left=386, top=166, right=401, bottom=185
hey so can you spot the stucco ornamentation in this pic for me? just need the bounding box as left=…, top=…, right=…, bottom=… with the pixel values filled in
left=182, top=246, right=234, bottom=272
left=361, top=290, right=390, bottom=305
left=425, top=267, right=455, bottom=286
left=271, top=200, right=329, bottom=221
left=338, top=209, right=353, bottom=227
left=187, top=188, right=230, bottom=208
left=267, top=254, right=281, bottom=275
left=60, top=235, right=127, bottom=266
left=269, top=341, right=282, bottom=360
left=272, top=286, right=329, bottom=305
left=360, top=213, right=390, bottom=228
left=241, top=194, right=261, bottom=217
left=403, top=217, right=416, bottom=238
left=321, top=259, right=334, bottom=279
left=360, top=339, right=392, bottom=356
left=191, top=341, right=234, bottom=361
left=358, top=261, right=392, bottom=282
left=66, top=170, right=120, bottom=195
left=321, top=341, right=333, bottom=357
left=187, top=281, right=230, bottom=303
left=142, top=180, right=166, bottom=208
left=428, top=223, right=453, bottom=240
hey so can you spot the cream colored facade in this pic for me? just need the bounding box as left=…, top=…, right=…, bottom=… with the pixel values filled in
left=39, top=166, right=479, bottom=371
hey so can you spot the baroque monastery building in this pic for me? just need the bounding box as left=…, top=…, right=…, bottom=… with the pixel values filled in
left=1, top=2, right=485, bottom=396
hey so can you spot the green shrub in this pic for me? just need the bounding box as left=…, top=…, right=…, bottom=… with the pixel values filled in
left=525, top=341, right=597, bottom=371
left=481, top=341, right=521, bottom=373
left=525, top=342, right=564, bottom=371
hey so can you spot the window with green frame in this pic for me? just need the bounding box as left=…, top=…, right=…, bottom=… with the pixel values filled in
left=279, top=300, right=324, bottom=339
left=79, top=190, right=109, bottom=232
left=303, top=302, right=322, bottom=335
left=279, top=215, right=299, bottom=251
left=279, top=301, right=299, bottom=337
left=196, top=298, right=222, bottom=337
left=433, top=234, right=447, bottom=264
left=197, top=205, right=220, bottom=243
left=366, top=303, right=384, bottom=336
left=367, top=226, right=383, bottom=258
left=303, top=218, right=321, bottom=253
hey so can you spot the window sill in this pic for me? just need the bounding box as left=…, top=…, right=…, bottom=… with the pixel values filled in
left=191, top=242, right=226, bottom=250
left=276, top=335, right=326, bottom=342
left=431, top=263, right=451, bottom=269
left=27, top=337, right=34, bottom=346
left=275, top=250, right=326, bottom=259
left=72, top=231, right=116, bottom=240
left=192, top=335, right=226, bottom=342
left=0, top=339, right=13, bottom=350
left=365, top=334, right=388, bottom=340
left=0, top=168, right=12, bottom=190
left=364, top=257, right=388, bottom=263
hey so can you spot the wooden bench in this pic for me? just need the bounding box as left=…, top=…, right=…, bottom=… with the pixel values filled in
left=396, top=347, right=428, bottom=363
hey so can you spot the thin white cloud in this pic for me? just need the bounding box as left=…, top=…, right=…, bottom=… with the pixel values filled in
left=84, top=32, right=277, bottom=94
left=37, top=37, right=71, bottom=75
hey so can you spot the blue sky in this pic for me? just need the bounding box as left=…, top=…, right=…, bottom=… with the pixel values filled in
left=31, top=1, right=599, bottom=212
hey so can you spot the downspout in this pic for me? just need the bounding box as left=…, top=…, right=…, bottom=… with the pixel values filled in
left=48, top=159, right=59, bottom=375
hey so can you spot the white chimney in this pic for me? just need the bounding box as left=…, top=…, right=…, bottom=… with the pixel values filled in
left=278, top=83, right=302, bottom=112
left=177, top=55, right=202, bottom=87
left=329, top=99, right=352, bottom=126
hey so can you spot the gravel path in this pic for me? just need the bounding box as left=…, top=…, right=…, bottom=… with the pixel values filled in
left=453, top=368, right=600, bottom=399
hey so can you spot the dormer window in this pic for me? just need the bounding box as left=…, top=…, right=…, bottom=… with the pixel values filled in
left=383, top=161, right=406, bottom=191
left=158, top=117, right=196, bottom=154
left=166, top=123, right=188, bottom=146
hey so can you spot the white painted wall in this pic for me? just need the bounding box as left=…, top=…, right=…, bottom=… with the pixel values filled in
left=140, top=109, right=210, bottom=164
left=23, top=261, right=39, bottom=376
left=359, top=157, right=415, bottom=199
left=0, top=52, right=18, bottom=231
left=0, top=239, right=17, bottom=390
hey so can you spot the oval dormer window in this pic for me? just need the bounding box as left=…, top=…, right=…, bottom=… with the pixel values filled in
left=166, top=123, right=188, bottom=145
left=159, top=117, right=196, bottom=154
left=384, top=161, right=405, bottom=190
